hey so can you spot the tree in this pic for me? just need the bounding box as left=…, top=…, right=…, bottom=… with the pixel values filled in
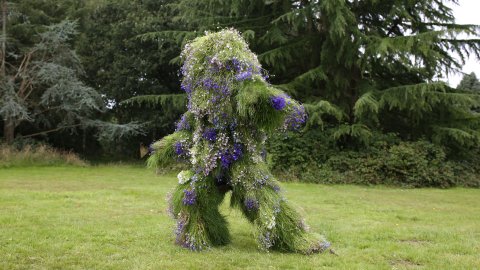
left=140, top=0, right=480, bottom=152
left=0, top=1, right=142, bottom=145
left=457, top=72, right=480, bottom=92
left=75, top=0, right=185, bottom=156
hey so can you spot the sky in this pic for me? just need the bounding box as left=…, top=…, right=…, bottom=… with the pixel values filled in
left=446, top=0, right=480, bottom=87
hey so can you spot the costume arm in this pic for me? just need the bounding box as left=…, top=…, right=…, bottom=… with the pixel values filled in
left=235, top=76, right=306, bottom=132
left=147, top=130, right=192, bottom=169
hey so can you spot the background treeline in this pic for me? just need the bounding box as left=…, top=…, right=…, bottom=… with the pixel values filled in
left=1, top=0, right=480, bottom=187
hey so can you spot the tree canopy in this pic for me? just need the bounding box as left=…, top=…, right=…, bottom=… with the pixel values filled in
left=457, top=72, right=480, bottom=92
left=0, top=0, right=142, bottom=147
left=1, top=0, right=480, bottom=164
left=134, top=0, right=480, bottom=152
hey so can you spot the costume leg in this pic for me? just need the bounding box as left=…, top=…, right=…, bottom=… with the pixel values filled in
left=169, top=179, right=230, bottom=250
left=231, top=180, right=330, bottom=254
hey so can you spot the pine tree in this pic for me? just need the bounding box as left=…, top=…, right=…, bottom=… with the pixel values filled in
left=457, top=72, right=480, bottom=92
left=0, top=1, right=142, bottom=144
left=77, top=0, right=185, bottom=155
left=137, top=0, right=480, bottom=152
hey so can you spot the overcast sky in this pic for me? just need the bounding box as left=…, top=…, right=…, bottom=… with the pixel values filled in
left=447, top=0, right=480, bottom=87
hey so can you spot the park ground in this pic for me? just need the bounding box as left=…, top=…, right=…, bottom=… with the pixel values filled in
left=0, top=166, right=479, bottom=269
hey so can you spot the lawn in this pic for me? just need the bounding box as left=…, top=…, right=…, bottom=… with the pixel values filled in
left=0, top=166, right=479, bottom=269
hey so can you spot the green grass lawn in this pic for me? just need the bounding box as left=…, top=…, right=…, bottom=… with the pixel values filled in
left=0, top=166, right=479, bottom=269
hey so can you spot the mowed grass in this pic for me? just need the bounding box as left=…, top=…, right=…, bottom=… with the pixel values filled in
left=0, top=166, right=479, bottom=269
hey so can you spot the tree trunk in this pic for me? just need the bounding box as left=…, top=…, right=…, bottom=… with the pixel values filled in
left=1, top=0, right=6, bottom=77
left=1, top=0, right=10, bottom=144
left=3, top=117, right=14, bottom=144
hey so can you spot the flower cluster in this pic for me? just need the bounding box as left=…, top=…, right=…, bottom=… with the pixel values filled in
left=233, top=143, right=243, bottom=160
left=283, top=104, right=307, bottom=130
left=254, top=173, right=269, bottom=187
left=219, top=143, right=243, bottom=168
left=177, top=170, right=193, bottom=184
left=175, top=114, right=190, bottom=131
left=202, top=128, right=217, bottom=142
left=181, top=233, right=209, bottom=251
left=174, top=140, right=191, bottom=160
left=174, top=141, right=186, bottom=155
left=175, top=218, right=186, bottom=244
left=236, top=69, right=253, bottom=81
left=259, top=231, right=274, bottom=250
left=183, top=189, right=197, bottom=205
left=244, top=198, right=259, bottom=211
left=270, top=95, right=286, bottom=110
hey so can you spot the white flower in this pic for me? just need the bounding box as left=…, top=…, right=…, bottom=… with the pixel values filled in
left=267, top=216, right=276, bottom=230
left=178, top=170, right=193, bottom=184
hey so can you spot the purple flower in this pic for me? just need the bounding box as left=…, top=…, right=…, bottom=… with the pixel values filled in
left=221, top=84, right=230, bottom=95
left=259, top=231, right=274, bottom=249
left=232, top=143, right=243, bottom=161
left=284, top=104, right=307, bottom=130
left=183, top=189, right=196, bottom=205
left=231, top=58, right=242, bottom=72
left=202, top=78, right=214, bottom=89
left=220, top=151, right=233, bottom=168
left=202, top=78, right=220, bottom=90
left=254, top=174, right=269, bottom=187
left=307, top=240, right=331, bottom=253
left=229, top=119, right=238, bottom=130
left=175, top=219, right=186, bottom=243
left=271, top=183, right=281, bottom=192
left=203, top=128, right=217, bottom=142
left=148, top=143, right=155, bottom=154
left=235, top=71, right=252, bottom=81
left=181, top=82, right=192, bottom=94
left=261, top=69, right=270, bottom=80
left=180, top=65, right=188, bottom=76
left=271, top=95, right=286, bottom=110
left=174, top=142, right=183, bottom=155
left=175, top=114, right=190, bottom=131
left=244, top=198, right=259, bottom=211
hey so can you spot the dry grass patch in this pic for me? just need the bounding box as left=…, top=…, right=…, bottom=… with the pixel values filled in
left=0, top=143, right=87, bottom=167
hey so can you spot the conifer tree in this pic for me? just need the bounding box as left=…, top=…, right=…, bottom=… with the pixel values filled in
left=138, top=0, right=480, bottom=151
left=0, top=1, right=142, bottom=144
left=457, top=72, right=480, bottom=92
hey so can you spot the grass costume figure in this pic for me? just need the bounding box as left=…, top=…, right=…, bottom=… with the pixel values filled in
left=149, top=29, right=330, bottom=254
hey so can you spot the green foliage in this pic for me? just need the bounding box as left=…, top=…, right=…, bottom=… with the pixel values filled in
left=236, top=80, right=285, bottom=132
left=0, top=2, right=142, bottom=148
left=155, top=0, right=480, bottom=156
left=147, top=131, right=190, bottom=169
left=457, top=72, right=480, bottom=92
left=120, top=94, right=187, bottom=110
left=304, top=101, right=344, bottom=129
left=74, top=0, right=182, bottom=157
left=0, top=18, right=104, bottom=136
left=268, top=129, right=479, bottom=188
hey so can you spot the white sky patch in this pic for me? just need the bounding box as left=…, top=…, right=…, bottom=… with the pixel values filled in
left=445, top=0, right=480, bottom=87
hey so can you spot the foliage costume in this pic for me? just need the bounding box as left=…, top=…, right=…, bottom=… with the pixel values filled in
left=149, top=29, right=330, bottom=254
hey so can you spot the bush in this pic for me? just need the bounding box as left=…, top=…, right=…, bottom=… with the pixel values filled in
left=0, top=143, right=87, bottom=167
left=268, top=129, right=479, bottom=188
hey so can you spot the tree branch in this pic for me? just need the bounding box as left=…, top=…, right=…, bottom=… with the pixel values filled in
left=22, top=124, right=82, bottom=138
